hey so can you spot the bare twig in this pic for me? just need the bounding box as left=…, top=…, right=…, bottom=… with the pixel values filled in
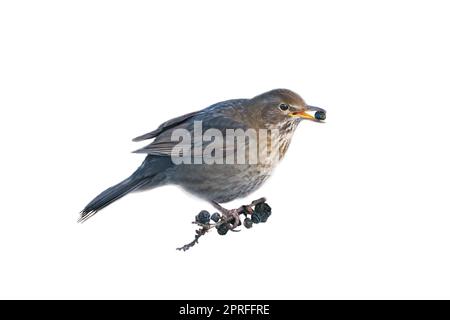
left=176, top=228, right=207, bottom=251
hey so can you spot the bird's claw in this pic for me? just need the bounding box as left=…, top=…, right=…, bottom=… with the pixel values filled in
left=223, top=209, right=241, bottom=230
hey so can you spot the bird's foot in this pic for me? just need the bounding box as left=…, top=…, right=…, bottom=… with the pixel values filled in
left=211, top=197, right=265, bottom=226
left=212, top=206, right=242, bottom=230
left=176, top=197, right=271, bottom=251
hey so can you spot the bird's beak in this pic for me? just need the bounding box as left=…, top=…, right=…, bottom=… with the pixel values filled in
left=289, top=110, right=315, bottom=120
left=289, top=105, right=326, bottom=122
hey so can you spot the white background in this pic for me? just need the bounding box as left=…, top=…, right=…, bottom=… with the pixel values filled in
left=1, top=0, right=449, bottom=299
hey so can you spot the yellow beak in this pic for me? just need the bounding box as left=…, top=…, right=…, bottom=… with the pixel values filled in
left=289, top=110, right=315, bottom=120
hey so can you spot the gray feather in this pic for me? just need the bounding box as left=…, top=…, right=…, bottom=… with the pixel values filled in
left=132, top=110, right=201, bottom=142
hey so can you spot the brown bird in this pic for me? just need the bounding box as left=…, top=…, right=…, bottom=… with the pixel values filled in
left=80, top=89, right=326, bottom=224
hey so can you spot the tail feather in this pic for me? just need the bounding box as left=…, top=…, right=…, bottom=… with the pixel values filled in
left=79, top=176, right=147, bottom=223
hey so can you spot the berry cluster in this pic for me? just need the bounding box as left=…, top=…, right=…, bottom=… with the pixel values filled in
left=177, top=198, right=271, bottom=251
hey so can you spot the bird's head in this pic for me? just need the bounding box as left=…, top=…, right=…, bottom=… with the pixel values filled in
left=249, top=89, right=326, bottom=128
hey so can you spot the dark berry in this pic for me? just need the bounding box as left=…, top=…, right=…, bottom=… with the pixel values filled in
left=211, top=212, right=221, bottom=223
left=251, top=212, right=262, bottom=224
left=255, top=202, right=271, bottom=215
left=314, top=111, right=326, bottom=121
left=216, top=223, right=229, bottom=235
left=196, top=210, right=210, bottom=224
left=244, top=218, right=253, bottom=229
left=255, top=203, right=271, bottom=223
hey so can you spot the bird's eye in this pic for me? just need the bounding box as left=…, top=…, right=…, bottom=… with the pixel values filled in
left=279, top=103, right=289, bottom=111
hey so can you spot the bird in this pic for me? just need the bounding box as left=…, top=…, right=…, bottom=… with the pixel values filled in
left=79, top=89, right=326, bottom=224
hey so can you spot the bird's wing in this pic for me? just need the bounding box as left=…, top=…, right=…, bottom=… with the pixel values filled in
left=132, top=115, right=248, bottom=156
left=132, top=99, right=250, bottom=157
left=132, top=99, right=246, bottom=142
left=132, top=110, right=201, bottom=142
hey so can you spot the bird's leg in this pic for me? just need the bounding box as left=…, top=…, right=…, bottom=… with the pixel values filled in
left=210, top=200, right=227, bottom=214
left=211, top=201, right=241, bottom=229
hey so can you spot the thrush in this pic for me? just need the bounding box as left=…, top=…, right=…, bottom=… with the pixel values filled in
left=79, top=89, right=326, bottom=223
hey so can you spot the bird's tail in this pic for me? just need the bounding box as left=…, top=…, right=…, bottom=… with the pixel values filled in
left=79, top=176, right=148, bottom=223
